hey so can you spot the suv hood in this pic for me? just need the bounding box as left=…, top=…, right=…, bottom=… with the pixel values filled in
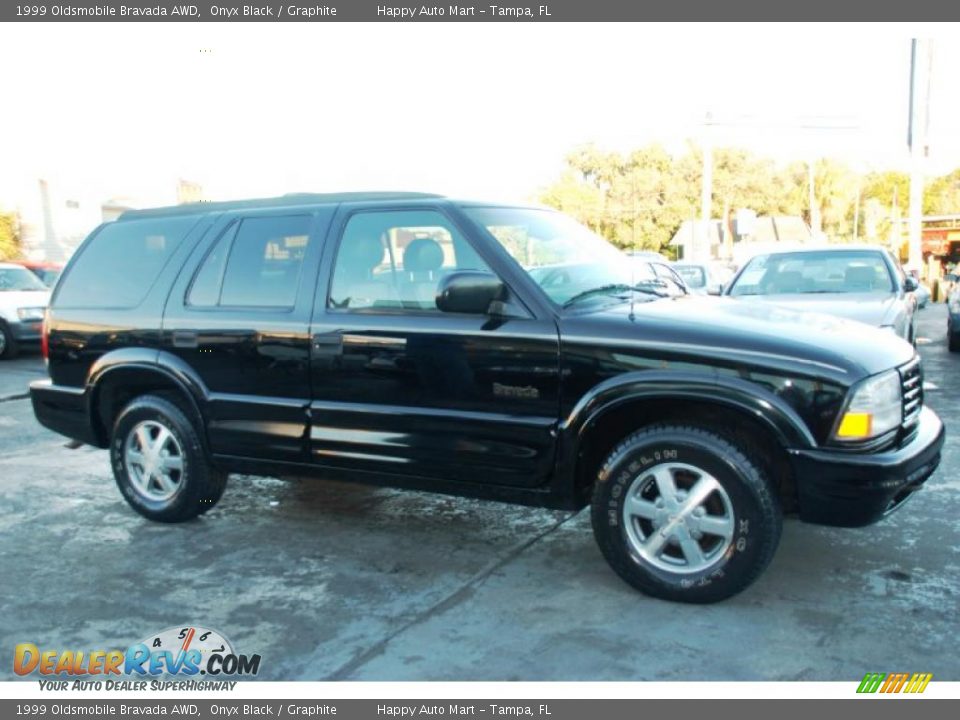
left=0, top=289, right=50, bottom=311
left=729, top=292, right=900, bottom=327
left=561, top=296, right=915, bottom=385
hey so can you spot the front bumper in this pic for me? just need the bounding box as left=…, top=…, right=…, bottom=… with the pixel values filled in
left=788, top=406, right=944, bottom=527
left=8, top=319, right=43, bottom=343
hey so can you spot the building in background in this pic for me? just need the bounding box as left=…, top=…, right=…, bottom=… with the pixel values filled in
left=671, top=215, right=813, bottom=266
left=177, top=179, right=204, bottom=204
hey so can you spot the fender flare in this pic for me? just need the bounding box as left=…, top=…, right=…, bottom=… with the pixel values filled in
left=85, top=348, right=211, bottom=443
left=561, top=370, right=818, bottom=451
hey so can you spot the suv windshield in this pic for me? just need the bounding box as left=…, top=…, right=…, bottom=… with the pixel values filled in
left=465, top=207, right=657, bottom=305
left=729, top=250, right=895, bottom=297
left=0, top=267, right=48, bottom=292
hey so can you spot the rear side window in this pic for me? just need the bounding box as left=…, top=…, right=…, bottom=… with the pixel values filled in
left=56, top=217, right=197, bottom=309
left=188, top=215, right=312, bottom=309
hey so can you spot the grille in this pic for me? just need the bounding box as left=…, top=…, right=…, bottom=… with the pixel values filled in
left=900, top=356, right=923, bottom=429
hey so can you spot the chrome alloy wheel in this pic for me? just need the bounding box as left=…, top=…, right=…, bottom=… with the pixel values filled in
left=124, top=420, right=185, bottom=502
left=621, top=462, right=735, bottom=574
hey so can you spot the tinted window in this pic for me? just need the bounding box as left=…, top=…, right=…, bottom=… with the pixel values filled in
left=56, top=217, right=196, bottom=309
left=189, top=215, right=312, bottom=309
left=329, top=210, right=491, bottom=312
left=674, top=264, right=707, bottom=288
left=187, top=224, right=236, bottom=307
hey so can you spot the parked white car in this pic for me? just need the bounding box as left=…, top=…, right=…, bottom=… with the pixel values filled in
left=725, top=246, right=919, bottom=343
left=0, top=263, right=51, bottom=359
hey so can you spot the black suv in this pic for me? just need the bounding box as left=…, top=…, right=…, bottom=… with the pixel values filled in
left=31, top=192, right=945, bottom=603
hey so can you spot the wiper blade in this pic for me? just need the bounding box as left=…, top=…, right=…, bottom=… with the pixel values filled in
left=631, top=279, right=674, bottom=297
left=562, top=284, right=635, bottom=308
left=562, top=282, right=673, bottom=308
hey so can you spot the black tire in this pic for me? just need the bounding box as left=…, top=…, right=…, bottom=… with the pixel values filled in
left=110, top=394, right=227, bottom=522
left=198, top=470, right=228, bottom=515
left=591, top=424, right=782, bottom=603
left=0, top=321, right=19, bottom=360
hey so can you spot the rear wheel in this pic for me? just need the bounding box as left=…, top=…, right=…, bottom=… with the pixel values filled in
left=0, top=321, right=19, bottom=360
left=110, top=394, right=226, bottom=522
left=949, top=332, right=960, bottom=353
left=591, top=424, right=782, bottom=603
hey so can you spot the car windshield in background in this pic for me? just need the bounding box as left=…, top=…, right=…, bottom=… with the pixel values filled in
left=464, top=207, right=652, bottom=305
left=674, top=265, right=707, bottom=288
left=729, top=250, right=895, bottom=297
left=0, top=267, right=48, bottom=292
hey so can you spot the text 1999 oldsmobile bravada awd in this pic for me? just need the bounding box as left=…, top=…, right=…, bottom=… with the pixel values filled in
left=31, top=193, right=945, bottom=603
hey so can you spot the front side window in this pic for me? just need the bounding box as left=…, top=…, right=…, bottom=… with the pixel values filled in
left=329, top=210, right=491, bottom=312
left=188, top=215, right=312, bottom=308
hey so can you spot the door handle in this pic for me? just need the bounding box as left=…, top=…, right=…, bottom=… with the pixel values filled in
left=171, top=330, right=198, bottom=349
left=312, top=331, right=343, bottom=357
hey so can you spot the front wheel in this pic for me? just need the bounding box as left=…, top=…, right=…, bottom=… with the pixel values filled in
left=110, top=395, right=227, bottom=522
left=0, top=321, right=19, bottom=360
left=591, top=425, right=782, bottom=603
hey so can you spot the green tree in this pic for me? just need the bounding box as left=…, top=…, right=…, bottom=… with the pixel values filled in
left=926, top=169, right=960, bottom=214
left=540, top=142, right=960, bottom=253
left=0, top=211, right=20, bottom=261
left=812, top=159, right=860, bottom=240
left=540, top=143, right=698, bottom=255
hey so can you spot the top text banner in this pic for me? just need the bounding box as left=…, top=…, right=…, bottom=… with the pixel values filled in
left=2, top=0, right=960, bottom=21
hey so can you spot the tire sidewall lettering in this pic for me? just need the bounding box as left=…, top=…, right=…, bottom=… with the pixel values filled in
left=604, top=438, right=757, bottom=589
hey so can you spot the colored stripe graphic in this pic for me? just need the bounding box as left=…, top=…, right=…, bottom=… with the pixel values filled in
left=857, top=672, right=932, bottom=694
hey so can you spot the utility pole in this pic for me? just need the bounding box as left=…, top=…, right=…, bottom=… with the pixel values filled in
left=853, top=181, right=861, bottom=242
left=907, top=38, right=933, bottom=271
left=698, top=112, right=714, bottom=262
left=807, top=158, right=822, bottom=237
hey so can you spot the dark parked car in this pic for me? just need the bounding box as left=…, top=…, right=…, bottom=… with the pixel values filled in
left=725, top=246, right=919, bottom=342
left=31, top=193, right=944, bottom=603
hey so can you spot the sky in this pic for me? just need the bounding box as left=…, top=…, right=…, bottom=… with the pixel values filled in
left=1, top=22, right=959, bottom=207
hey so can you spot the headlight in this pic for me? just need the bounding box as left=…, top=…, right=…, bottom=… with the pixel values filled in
left=16, top=307, right=44, bottom=322
left=833, top=369, right=902, bottom=442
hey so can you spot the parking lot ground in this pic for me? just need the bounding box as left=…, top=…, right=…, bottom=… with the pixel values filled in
left=1, top=306, right=958, bottom=681
left=0, top=351, right=45, bottom=402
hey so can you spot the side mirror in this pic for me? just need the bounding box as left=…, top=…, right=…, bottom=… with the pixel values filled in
left=436, top=271, right=505, bottom=315
left=706, top=283, right=723, bottom=296
left=904, top=276, right=919, bottom=292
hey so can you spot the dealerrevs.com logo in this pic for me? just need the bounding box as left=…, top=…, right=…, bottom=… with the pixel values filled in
left=14, top=626, right=261, bottom=682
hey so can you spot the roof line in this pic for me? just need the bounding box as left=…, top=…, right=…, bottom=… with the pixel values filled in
left=117, top=191, right=446, bottom=220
